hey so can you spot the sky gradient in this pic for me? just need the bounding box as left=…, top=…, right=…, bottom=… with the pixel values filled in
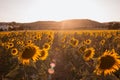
left=0, top=0, right=120, bottom=22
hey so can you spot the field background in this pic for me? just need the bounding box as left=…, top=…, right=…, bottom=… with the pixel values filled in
left=0, top=30, right=120, bottom=80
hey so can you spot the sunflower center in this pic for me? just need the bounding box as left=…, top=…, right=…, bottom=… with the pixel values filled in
left=40, top=50, right=45, bottom=57
left=12, top=50, right=16, bottom=53
left=22, top=46, right=36, bottom=59
left=9, top=43, right=13, bottom=46
left=44, top=45, right=49, bottom=49
left=99, top=55, right=115, bottom=69
left=85, top=50, right=92, bottom=57
left=86, top=40, right=90, bottom=43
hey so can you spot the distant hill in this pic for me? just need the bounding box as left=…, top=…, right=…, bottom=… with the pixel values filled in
left=60, top=19, right=105, bottom=29
left=103, top=22, right=120, bottom=30
left=0, top=19, right=120, bottom=31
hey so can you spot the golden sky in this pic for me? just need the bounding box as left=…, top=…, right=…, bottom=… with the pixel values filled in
left=0, top=0, right=120, bottom=22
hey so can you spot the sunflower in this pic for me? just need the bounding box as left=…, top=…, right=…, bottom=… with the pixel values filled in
left=34, top=36, right=38, bottom=40
left=37, top=33, right=42, bottom=39
left=100, top=39, right=105, bottom=45
left=18, top=44, right=41, bottom=65
left=47, top=34, right=54, bottom=40
left=70, top=38, right=79, bottom=47
left=83, top=47, right=95, bottom=61
left=11, top=48, right=18, bottom=56
left=94, top=49, right=120, bottom=76
left=43, top=43, right=50, bottom=50
left=8, top=42, right=14, bottom=48
left=27, top=40, right=32, bottom=44
left=84, top=39, right=91, bottom=45
left=78, top=46, right=86, bottom=53
left=17, top=41, right=24, bottom=45
left=113, top=36, right=120, bottom=44
left=39, top=49, right=48, bottom=60
left=106, top=33, right=112, bottom=39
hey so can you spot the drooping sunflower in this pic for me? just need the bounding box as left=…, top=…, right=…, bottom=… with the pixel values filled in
left=18, top=44, right=41, bottom=65
left=83, top=47, right=95, bottom=61
left=94, top=49, right=120, bottom=76
left=43, top=43, right=50, bottom=50
left=39, top=49, right=48, bottom=60
left=70, top=38, right=79, bottom=47
left=11, top=48, right=18, bottom=56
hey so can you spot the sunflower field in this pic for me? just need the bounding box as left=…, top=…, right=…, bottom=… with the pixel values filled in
left=0, top=30, right=120, bottom=80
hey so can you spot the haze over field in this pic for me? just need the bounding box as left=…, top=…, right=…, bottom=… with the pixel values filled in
left=0, top=0, right=120, bottom=22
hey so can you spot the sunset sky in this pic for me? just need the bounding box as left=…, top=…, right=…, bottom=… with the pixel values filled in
left=0, top=0, right=120, bottom=22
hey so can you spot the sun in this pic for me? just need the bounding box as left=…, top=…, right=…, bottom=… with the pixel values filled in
left=94, top=49, right=120, bottom=76
left=18, top=44, right=41, bottom=65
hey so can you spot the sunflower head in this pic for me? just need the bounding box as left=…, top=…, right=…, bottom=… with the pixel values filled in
left=43, top=43, right=50, bottom=50
left=18, top=44, right=40, bottom=65
left=27, top=40, right=32, bottom=44
left=8, top=42, right=14, bottom=48
left=11, top=48, right=18, bottom=56
left=17, top=41, right=24, bottom=45
left=34, top=36, right=38, bottom=40
left=84, top=39, right=91, bottom=45
left=100, top=40, right=105, bottom=45
left=113, top=36, right=120, bottom=44
left=39, top=49, right=48, bottom=60
left=94, top=49, right=120, bottom=76
left=83, top=47, right=95, bottom=61
left=70, top=38, right=79, bottom=47
left=5, top=45, right=10, bottom=49
left=78, top=46, right=86, bottom=53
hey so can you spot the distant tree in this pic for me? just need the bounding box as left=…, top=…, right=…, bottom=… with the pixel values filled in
left=108, top=22, right=120, bottom=30
left=0, top=28, right=3, bottom=31
left=9, top=22, right=16, bottom=26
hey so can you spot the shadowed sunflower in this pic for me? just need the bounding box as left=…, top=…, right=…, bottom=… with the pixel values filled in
left=11, top=48, right=18, bottom=56
left=39, top=49, right=48, bottom=60
left=78, top=46, right=86, bottom=54
left=94, top=49, right=120, bottom=76
left=18, top=44, right=41, bottom=65
left=43, top=43, right=50, bottom=50
left=83, top=47, right=95, bottom=61
left=70, top=38, right=79, bottom=47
